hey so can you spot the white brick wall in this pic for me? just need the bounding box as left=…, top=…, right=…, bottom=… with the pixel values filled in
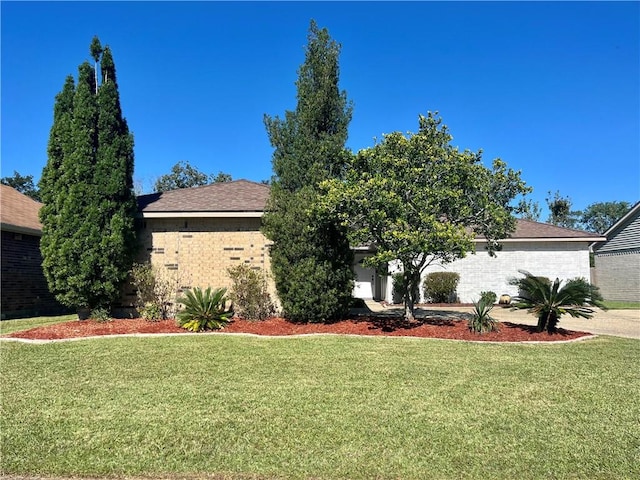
left=383, top=241, right=592, bottom=303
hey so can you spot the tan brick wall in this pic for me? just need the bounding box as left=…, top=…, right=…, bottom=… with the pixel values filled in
left=125, top=217, right=276, bottom=308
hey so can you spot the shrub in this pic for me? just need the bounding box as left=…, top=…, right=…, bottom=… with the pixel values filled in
left=392, top=273, right=420, bottom=304
left=139, top=302, right=163, bottom=321
left=423, top=272, right=460, bottom=303
left=227, top=265, right=275, bottom=320
left=130, top=263, right=180, bottom=321
left=468, top=299, right=499, bottom=334
left=479, top=291, right=497, bottom=305
left=176, top=287, right=233, bottom=332
left=90, top=307, right=111, bottom=323
left=273, top=258, right=352, bottom=323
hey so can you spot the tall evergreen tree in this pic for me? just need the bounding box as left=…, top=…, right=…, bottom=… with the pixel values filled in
left=262, top=20, right=354, bottom=322
left=40, top=39, right=137, bottom=312
left=94, top=45, right=137, bottom=305
left=40, top=75, right=76, bottom=304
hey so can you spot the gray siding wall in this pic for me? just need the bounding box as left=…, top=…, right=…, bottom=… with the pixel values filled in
left=593, top=209, right=640, bottom=301
left=596, top=212, right=640, bottom=252
left=593, top=251, right=640, bottom=301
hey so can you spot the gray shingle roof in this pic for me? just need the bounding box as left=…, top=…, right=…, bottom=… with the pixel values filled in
left=137, top=180, right=269, bottom=213
left=136, top=180, right=603, bottom=240
left=0, top=185, right=43, bottom=235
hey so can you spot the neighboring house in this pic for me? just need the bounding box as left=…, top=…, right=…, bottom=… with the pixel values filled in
left=591, top=201, right=640, bottom=302
left=129, top=180, right=274, bottom=308
left=357, top=220, right=605, bottom=304
left=133, top=180, right=605, bottom=307
left=0, top=185, right=67, bottom=319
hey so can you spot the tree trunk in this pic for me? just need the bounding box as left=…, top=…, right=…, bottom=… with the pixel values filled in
left=404, top=297, right=415, bottom=322
left=403, top=268, right=420, bottom=322
left=537, top=312, right=549, bottom=332
left=547, top=312, right=559, bottom=333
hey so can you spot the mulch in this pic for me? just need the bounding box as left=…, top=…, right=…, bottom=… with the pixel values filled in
left=3, top=315, right=592, bottom=342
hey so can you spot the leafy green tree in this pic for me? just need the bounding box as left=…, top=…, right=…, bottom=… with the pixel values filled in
left=211, top=171, right=232, bottom=183
left=39, top=39, right=137, bottom=311
left=154, top=160, right=231, bottom=192
left=1, top=171, right=40, bottom=201
left=515, top=198, right=541, bottom=222
left=579, top=201, right=630, bottom=233
left=316, top=112, right=530, bottom=321
left=262, top=20, right=354, bottom=322
left=546, top=190, right=581, bottom=229
left=510, top=271, right=606, bottom=333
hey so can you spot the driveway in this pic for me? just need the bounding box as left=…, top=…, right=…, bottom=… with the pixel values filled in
left=362, top=301, right=640, bottom=339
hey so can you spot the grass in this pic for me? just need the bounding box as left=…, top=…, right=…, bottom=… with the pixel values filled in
left=0, top=314, right=76, bottom=335
left=1, top=334, right=639, bottom=479
left=603, top=300, right=640, bottom=310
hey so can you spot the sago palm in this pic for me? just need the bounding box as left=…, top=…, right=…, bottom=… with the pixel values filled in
left=510, top=271, right=606, bottom=333
left=176, top=287, right=234, bottom=332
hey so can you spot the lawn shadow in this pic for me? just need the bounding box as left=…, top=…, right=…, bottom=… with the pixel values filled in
left=501, top=322, right=579, bottom=337
left=349, top=306, right=470, bottom=332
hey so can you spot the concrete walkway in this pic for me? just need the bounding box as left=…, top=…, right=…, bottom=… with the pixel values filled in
left=361, top=300, right=640, bottom=339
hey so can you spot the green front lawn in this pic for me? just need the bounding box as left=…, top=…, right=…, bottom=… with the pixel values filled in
left=0, top=314, right=76, bottom=335
left=1, top=335, right=639, bottom=479
left=603, top=300, right=640, bottom=310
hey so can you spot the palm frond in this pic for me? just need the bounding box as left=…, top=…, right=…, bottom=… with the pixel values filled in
left=510, top=271, right=602, bottom=333
left=176, top=287, right=233, bottom=332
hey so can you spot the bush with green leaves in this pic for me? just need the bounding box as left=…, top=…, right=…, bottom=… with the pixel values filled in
left=227, top=264, right=275, bottom=321
left=423, top=272, right=460, bottom=303
left=139, top=302, right=163, bottom=321
left=392, top=272, right=420, bottom=305
left=468, top=299, right=499, bottom=334
left=129, top=263, right=178, bottom=321
left=176, top=287, right=234, bottom=332
left=479, top=291, right=497, bottom=305
left=90, top=307, right=111, bottom=323
left=510, top=270, right=606, bottom=333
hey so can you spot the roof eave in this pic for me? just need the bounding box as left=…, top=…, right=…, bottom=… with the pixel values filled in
left=139, top=211, right=264, bottom=219
left=474, top=236, right=606, bottom=243
left=0, top=222, right=42, bottom=236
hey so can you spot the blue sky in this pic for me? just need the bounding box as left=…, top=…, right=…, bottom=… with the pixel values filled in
left=2, top=1, right=639, bottom=217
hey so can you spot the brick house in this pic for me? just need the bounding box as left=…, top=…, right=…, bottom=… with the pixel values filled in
left=0, top=185, right=68, bottom=319
left=133, top=180, right=605, bottom=306
left=591, top=201, right=640, bottom=302
left=379, top=220, right=606, bottom=303
left=129, top=180, right=274, bottom=309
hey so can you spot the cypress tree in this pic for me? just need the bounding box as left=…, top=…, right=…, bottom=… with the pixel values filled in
left=40, top=39, right=136, bottom=312
left=262, top=20, right=354, bottom=322
left=40, top=75, right=75, bottom=301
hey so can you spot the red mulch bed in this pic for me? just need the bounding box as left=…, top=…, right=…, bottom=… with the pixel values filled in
left=3, top=315, right=592, bottom=342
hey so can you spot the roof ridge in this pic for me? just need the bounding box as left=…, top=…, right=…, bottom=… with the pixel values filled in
left=137, top=178, right=268, bottom=199
left=514, top=218, right=602, bottom=237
